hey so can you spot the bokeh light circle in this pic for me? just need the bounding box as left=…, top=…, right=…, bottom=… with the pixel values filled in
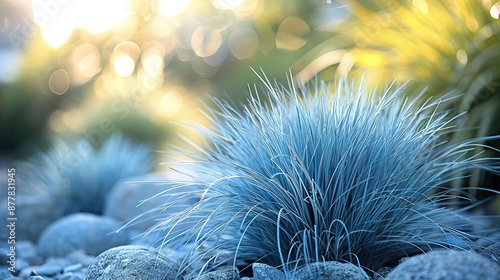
left=276, top=17, right=310, bottom=51
left=49, top=69, right=71, bottom=95
left=228, top=27, right=259, bottom=60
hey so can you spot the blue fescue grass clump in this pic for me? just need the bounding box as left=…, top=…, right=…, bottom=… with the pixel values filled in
left=21, top=134, right=153, bottom=214
left=147, top=75, right=499, bottom=278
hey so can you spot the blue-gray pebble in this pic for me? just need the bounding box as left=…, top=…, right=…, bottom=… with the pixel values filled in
left=386, top=250, right=500, bottom=280
left=252, top=263, right=284, bottom=280
left=292, top=261, right=369, bottom=280
left=192, top=268, right=239, bottom=280
left=85, top=245, right=183, bottom=280
left=37, top=213, right=129, bottom=258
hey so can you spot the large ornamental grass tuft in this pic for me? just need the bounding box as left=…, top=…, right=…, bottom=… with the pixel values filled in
left=146, top=75, right=499, bottom=278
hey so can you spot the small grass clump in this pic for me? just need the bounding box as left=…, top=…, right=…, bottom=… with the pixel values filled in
left=21, top=134, right=153, bottom=214
left=146, top=75, right=499, bottom=278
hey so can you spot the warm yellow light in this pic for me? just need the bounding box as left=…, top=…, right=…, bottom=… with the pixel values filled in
left=82, top=0, right=132, bottom=34
left=62, top=109, right=85, bottom=132
left=159, top=90, right=183, bottom=118
left=158, top=0, right=190, bottom=17
left=151, top=16, right=179, bottom=38
left=412, top=0, right=428, bottom=14
left=466, top=17, right=479, bottom=32
left=141, top=50, right=164, bottom=77
left=93, top=77, right=108, bottom=101
left=191, top=26, right=222, bottom=58
left=276, top=17, right=310, bottom=51
left=114, top=41, right=141, bottom=60
left=212, top=0, right=244, bottom=10
left=490, top=2, right=500, bottom=19
left=32, top=0, right=132, bottom=47
left=49, top=110, right=66, bottom=133
left=40, top=25, right=72, bottom=48
left=137, top=68, right=162, bottom=90
left=234, top=0, right=261, bottom=18
left=71, top=43, right=102, bottom=85
left=456, top=49, right=468, bottom=65
left=112, top=54, right=135, bottom=77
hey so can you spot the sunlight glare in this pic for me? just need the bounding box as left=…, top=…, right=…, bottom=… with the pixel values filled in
left=490, top=2, right=500, bottom=19
left=158, top=90, right=183, bottom=118
left=412, top=0, right=429, bottom=14
left=40, top=24, right=73, bottom=47
left=158, top=0, right=190, bottom=17
left=456, top=49, right=468, bottom=65
left=142, top=50, right=164, bottom=77
left=112, top=54, right=135, bottom=77
left=32, top=0, right=132, bottom=47
left=83, top=0, right=132, bottom=34
left=212, top=0, right=245, bottom=10
left=71, top=43, right=102, bottom=84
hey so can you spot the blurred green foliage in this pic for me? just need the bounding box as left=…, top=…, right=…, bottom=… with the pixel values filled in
left=0, top=0, right=499, bottom=212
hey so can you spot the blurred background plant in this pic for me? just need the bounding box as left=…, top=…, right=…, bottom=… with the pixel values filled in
left=298, top=0, right=500, bottom=213
left=0, top=0, right=499, bottom=212
left=18, top=134, right=153, bottom=215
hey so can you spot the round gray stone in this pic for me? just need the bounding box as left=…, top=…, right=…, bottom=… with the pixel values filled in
left=104, top=173, right=200, bottom=232
left=386, top=250, right=500, bottom=280
left=85, top=245, right=183, bottom=280
left=293, top=261, right=368, bottom=280
left=252, top=263, right=284, bottom=280
left=37, top=213, right=129, bottom=258
left=192, top=267, right=239, bottom=280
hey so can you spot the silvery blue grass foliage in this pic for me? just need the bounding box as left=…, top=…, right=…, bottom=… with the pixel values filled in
left=144, top=75, right=499, bottom=278
left=21, top=134, right=153, bottom=214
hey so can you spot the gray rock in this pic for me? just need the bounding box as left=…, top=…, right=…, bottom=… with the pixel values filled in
left=0, top=195, right=64, bottom=242
left=0, top=245, right=10, bottom=263
left=85, top=245, right=183, bottom=280
left=37, top=213, right=130, bottom=258
left=192, top=268, right=239, bottom=280
left=19, top=258, right=69, bottom=278
left=293, top=261, right=369, bottom=280
left=60, top=273, right=85, bottom=280
left=252, top=263, right=284, bottom=280
left=17, top=240, right=43, bottom=265
left=66, top=250, right=95, bottom=268
left=481, top=243, right=500, bottom=266
left=63, top=263, right=83, bottom=273
left=15, top=258, right=31, bottom=271
left=16, top=240, right=36, bottom=255
left=385, top=250, right=500, bottom=280
left=31, top=264, right=62, bottom=275
left=104, top=173, right=199, bottom=232
left=0, top=270, right=14, bottom=278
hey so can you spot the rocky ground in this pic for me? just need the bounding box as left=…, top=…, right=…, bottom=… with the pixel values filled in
left=1, top=173, right=500, bottom=280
